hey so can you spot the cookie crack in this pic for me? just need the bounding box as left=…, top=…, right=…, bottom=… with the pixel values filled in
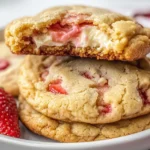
left=119, top=87, right=126, bottom=118
left=135, top=70, right=144, bottom=112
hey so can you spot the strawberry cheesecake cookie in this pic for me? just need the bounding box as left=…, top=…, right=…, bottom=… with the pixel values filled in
left=18, top=55, right=150, bottom=124
left=19, top=97, right=150, bottom=142
left=5, top=5, right=150, bottom=61
left=0, top=41, right=24, bottom=96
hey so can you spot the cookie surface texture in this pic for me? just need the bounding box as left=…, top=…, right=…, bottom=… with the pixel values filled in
left=18, top=55, right=150, bottom=124
left=19, top=98, right=150, bottom=142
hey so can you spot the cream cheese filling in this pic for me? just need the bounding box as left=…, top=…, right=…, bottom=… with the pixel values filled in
left=33, top=26, right=113, bottom=51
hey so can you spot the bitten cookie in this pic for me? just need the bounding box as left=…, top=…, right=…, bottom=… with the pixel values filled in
left=18, top=55, right=150, bottom=124
left=19, top=97, right=150, bottom=143
left=5, top=5, right=150, bottom=61
left=0, top=41, right=24, bottom=96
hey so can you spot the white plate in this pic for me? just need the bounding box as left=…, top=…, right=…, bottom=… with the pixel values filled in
left=1, top=29, right=150, bottom=150
left=0, top=127, right=150, bottom=150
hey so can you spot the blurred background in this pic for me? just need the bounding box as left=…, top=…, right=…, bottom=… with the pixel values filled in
left=0, top=0, right=150, bottom=28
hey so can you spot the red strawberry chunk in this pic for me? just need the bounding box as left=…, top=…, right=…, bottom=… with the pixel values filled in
left=0, top=88, right=20, bottom=138
left=98, top=103, right=112, bottom=114
left=101, top=104, right=112, bottom=114
left=81, top=71, right=94, bottom=79
left=139, top=89, right=150, bottom=105
left=0, top=59, right=10, bottom=71
left=97, top=83, right=111, bottom=114
left=50, top=23, right=81, bottom=43
left=48, top=79, right=68, bottom=95
left=50, top=79, right=62, bottom=84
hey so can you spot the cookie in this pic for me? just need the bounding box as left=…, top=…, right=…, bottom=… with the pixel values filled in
left=19, top=97, right=150, bottom=143
left=18, top=55, right=150, bottom=124
left=5, top=5, right=150, bottom=61
left=0, top=41, right=24, bottom=96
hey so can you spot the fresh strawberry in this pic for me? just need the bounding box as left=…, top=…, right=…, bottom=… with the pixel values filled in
left=0, top=88, right=20, bottom=138
left=0, top=59, right=10, bottom=70
left=48, top=79, right=68, bottom=95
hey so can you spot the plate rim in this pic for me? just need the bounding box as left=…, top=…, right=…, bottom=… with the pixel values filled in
left=0, top=129, right=150, bottom=149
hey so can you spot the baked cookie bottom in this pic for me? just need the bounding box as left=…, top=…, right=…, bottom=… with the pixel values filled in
left=19, top=40, right=150, bottom=61
left=19, top=97, right=150, bottom=143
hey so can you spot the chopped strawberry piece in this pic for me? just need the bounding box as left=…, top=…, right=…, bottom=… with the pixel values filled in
left=139, top=89, right=150, bottom=105
left=48, top=79, right=67, bottom=95
left=101, top=104, right=112, bottom=114
left=98, top=103, right=112, bottom=114
left=50, top=79, right=62, bottom=84
left=97, top=83, right=111, bottom=114
left=49, top=84, right=67, bottom=94
left=0, top=59, right=10, bottom=70
left=40, top=70, right=49, bottom=81
left=50, top=23, right=81, bottom=42
left=81, top=71, right=94, bottom=79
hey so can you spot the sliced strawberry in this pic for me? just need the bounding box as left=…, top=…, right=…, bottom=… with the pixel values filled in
left=0, top=59, right=10, bottom=71
left=139, top=89, right=150, bottom=105
left=48, top=79, right=67, bottom=95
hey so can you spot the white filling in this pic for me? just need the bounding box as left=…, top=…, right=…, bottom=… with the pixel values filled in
left=78, top=26, right=113, bottom=50
left=33, top=34, right=63, bottom=48
left=33, top=26, right=113, bottom=50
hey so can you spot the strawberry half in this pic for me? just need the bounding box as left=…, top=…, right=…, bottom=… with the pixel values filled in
left=0, top=88, right=20, bottom=138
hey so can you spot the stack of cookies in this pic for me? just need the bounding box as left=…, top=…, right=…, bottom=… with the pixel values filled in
left=5, top=6, right=150, bottom=142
